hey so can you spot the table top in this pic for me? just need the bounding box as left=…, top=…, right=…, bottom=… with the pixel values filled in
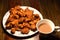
left=0, top=0, right=60, bottom=40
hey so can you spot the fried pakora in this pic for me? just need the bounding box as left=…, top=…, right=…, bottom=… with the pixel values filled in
left=18, top=24, right=24, bottom=29
left=11, top=28, right=16, bottom=34
left=30, top=24, right=37, bottom=31
left=23, top=22, right=31, bottom=28
left=5, top=5, right=40, bottom=34
left=21, top=27, right=29, bottom=34
left=15, top=27, right=21, bottom=31
left=25, top=8, right=33, bottom=18
left=6, top=23, right=11, bottom=29
left=11, top=20, right=18, bottom=25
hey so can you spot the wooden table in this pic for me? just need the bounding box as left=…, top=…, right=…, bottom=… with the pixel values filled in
left=0, top=0, right=60, bottom=40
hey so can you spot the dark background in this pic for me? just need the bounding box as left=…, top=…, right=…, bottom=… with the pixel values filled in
left=0, top=0, right=60, bottom=40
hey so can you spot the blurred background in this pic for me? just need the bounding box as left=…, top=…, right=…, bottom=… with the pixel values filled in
left=0, top=0, right=60, bottom=40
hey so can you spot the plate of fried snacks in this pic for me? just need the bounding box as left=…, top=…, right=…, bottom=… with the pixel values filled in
left=2, top=5, right=43, bottom=38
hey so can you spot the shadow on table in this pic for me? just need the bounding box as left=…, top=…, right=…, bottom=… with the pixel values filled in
left=40, top=31, right=60, bottom=40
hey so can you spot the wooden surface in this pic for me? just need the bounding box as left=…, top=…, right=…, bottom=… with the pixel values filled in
left=0, top=0, right=60, bottom=40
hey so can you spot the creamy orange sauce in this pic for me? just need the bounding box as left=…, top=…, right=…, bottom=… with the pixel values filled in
left=38, top=23, right=52, bottom=33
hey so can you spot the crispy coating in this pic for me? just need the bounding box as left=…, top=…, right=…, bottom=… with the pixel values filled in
left=29, top=21, right=34, bottom=25
left=11, top=20, right=18, bottom=25
left=6, top=23, right=11, bottom=29
left=23, top=23, right=31, bottom=28
left=14, top=15, right=19, bottom=19
left=8, top=15, right=15, bottom=22
left=11, top=28, right=15, bottom=34
left=33, top=19, right=39, bottom=24
left=15, top=27, right=21, bottom=31
left=18, top=24, right=24, bottom=29
left=25, top=18, right=31, bottom=22
left=34, top=14, right=39, bottom=18
left=30, top=24, right=37, bottom=31
left=18, top=17, right=25, bottom=23
left=32, top=14, right=40, bottom=20
left=10, top=8, right=17, bottom=15
left=25, top=8, right=33, bottom=18
left=29, top=19, right=39, bottom=25
left=21, top=27, right=29, bottom=34
left=5, top=5, right=40, bottom=34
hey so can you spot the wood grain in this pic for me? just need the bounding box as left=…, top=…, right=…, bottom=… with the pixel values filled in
left=0, top=0, right=60, bottom=40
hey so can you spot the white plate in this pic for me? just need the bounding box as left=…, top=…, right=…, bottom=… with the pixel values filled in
left=2, top=6, right=43, bottom=37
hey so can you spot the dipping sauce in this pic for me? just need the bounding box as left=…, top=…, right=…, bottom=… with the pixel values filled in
left=38, top=23, right=52, bottom=34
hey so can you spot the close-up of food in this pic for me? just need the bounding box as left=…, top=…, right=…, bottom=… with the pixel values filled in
left=5, top=5, right=40, bottom=34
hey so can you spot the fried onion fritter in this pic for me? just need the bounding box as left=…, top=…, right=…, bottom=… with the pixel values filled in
left=11, top=28, right=16, bottom=34
left=30, top=24, right=37, bottom=31
left=21, top=27, right=29, bottom=34
left=5, top=5, right=40, bottom=34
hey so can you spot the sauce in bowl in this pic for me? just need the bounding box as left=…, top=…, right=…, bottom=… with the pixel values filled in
left=38, top=23, right=52, bottom=34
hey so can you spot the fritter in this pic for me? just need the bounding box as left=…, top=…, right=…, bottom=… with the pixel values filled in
left=21, top=27, right=29, bottom=34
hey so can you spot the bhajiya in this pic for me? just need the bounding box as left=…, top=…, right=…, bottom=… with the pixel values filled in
left=5, top=5, right=40, bottom=34
left=21, top=27, right=29, bottom=34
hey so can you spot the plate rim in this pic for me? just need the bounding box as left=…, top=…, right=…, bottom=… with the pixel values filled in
left=2, top=6, right=43, bottom=38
